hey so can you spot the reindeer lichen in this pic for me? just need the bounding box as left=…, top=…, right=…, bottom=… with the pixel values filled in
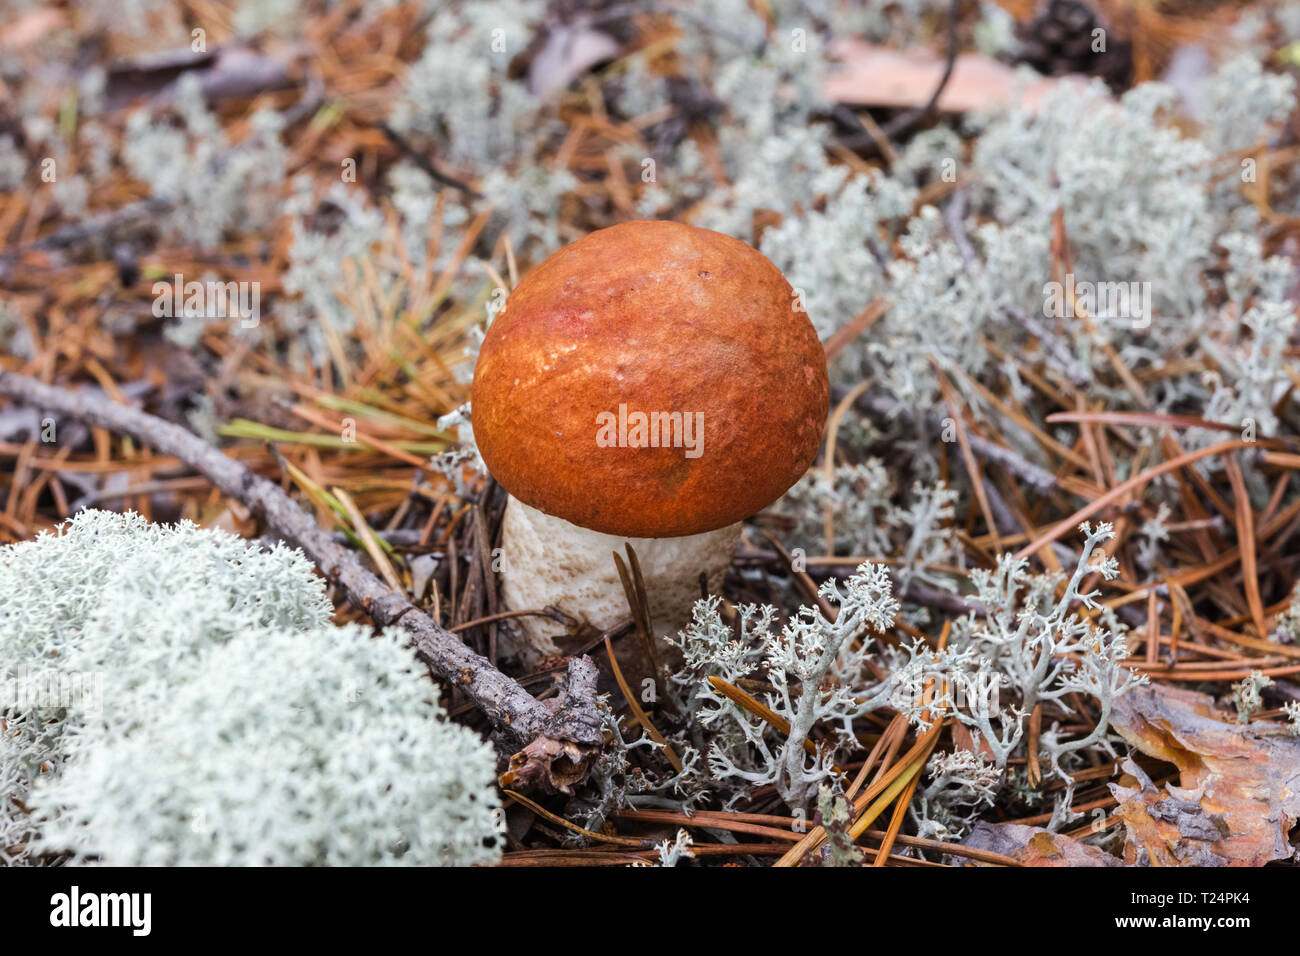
left=0, top=510, right=502, bottom=866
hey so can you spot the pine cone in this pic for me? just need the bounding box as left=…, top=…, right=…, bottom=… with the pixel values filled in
left=1015, top=0, right=1133, bottom=91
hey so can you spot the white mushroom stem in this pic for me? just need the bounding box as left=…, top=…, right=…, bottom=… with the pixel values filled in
left=499, top=495, right=741, bottom=667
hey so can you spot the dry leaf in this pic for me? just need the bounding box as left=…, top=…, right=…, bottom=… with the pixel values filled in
left=528, top=26, right=621, bottom=99
left=824, top=38, right=1092, bottom=113
left=961, top=821, right=1122, bottom=866
left=1109, top=683, right=1300, bottom=866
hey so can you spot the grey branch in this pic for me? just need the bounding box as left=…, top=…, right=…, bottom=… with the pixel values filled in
left=852, top=391, right=1060, bottom=494
left=0, top=369, right=603, bottom=790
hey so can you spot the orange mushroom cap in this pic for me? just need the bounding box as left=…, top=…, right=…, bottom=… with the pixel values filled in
left=472, top=220, right=829, bottom=538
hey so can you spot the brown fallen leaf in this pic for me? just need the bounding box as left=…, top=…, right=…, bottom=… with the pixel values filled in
left=1109, top=683, right=1300, bottom=867
left=824, top=38, right=1093, bottom=114
left=961, top=821, right=1122, bottom=867
left=528, top=25, right=621, bottom=99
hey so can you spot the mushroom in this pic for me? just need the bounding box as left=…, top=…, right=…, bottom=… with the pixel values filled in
left=472, top=220, right=828, bottom=667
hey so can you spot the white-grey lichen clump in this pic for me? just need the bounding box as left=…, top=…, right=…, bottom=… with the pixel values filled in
left=666, top=561, right=953, bottom=810
left=124, top=74, right=287, bottom=251
left=1231, top=670, right=1273, bottom=725
left=649, top=525, right=1143, bottom=837
left=1277, top=583, right=1300, bottom=644
left=0, top=510, right=502, bottom=866
left=1284, top=702, right=1300, bottom=737
left=937, top=523, right=1147, bottom=832
left=778, top=466, right=963, bottom=601
left=391, top=0, right=574, bottom=255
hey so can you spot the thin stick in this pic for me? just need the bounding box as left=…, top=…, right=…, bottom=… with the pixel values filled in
left=775, top=717, right=945, bottom=867
left=606, top=636, right=682, bottom=773
left=707, top=676, right=840, bottom=772
left=1224, top=453, right=1267, bottom=640
left=0, top=370, right=603, bottom=788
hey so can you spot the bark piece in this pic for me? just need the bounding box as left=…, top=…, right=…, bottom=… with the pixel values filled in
left=1109, top=683, right=1300, bottom=866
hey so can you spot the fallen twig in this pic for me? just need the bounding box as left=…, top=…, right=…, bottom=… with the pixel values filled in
left=0, top=369, right=603, bottom=791
left=880, top=0, right=960, bottom=139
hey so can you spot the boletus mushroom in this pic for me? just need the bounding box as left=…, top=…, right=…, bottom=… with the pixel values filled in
left=472, top=220, right=828, bottom=666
